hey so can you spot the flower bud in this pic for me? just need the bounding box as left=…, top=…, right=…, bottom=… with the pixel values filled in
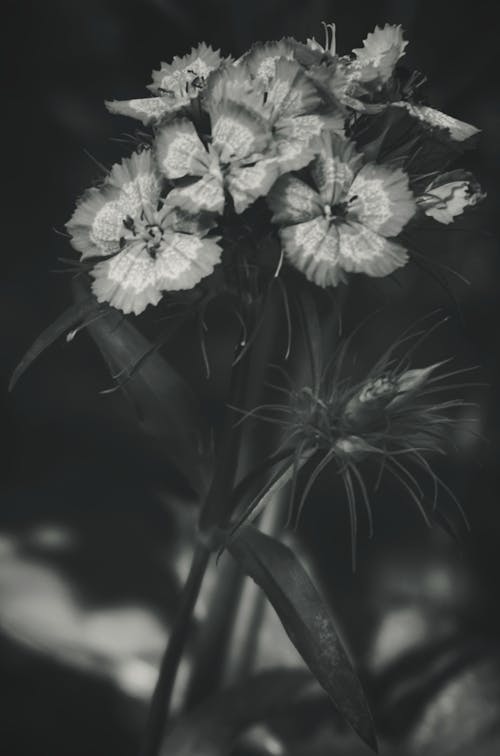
left=387, top=362, right=443, bottom=408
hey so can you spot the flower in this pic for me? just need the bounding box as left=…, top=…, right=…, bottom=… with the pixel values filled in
left=350, top=24, right=408, bottom=85
left=268, top=131, right=416, bottom=286
left=417, top=171, right=485, bottom=224
left=239, top=39, right=298, bottom=83
left=155, top=54, right=336, bottom=216
left=66, top=149, right=222, bottom=314
left=155, top=107, right=282, bottom=214
left=106, top=43, right=223, bottom=125
left=210, top=54, right=343, bottom=171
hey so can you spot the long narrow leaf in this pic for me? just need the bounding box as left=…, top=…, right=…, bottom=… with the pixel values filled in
left=229, top=526, right=378, bottom=751
left=9, top=297, right=100, bottom=391
left=70, top=280, right=208, bottom=493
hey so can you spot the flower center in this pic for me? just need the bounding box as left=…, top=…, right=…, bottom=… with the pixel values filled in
left=143, top=224, right=164, bottom=259
left=323, top=195, right=359, bottom=223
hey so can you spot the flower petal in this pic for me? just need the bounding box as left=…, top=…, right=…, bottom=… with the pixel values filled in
left=352, top=24, right=408, bottom=83
left=105, top=96, right=177, bottom=125
left=336, top=221, right=408, bottom=277
left=155, top=119, right=210, bottom=179
left=211, top=101, right=271, bottom=163
left=311, top=132, right=362, bottom=205
left=149, top=43, right=223, bottom=103
left=203, top=62, right=264, bottom=115
left=91, top=233, right=222, bottom=314
left=417, top=175, right=485, bottom=224
left=348, top=163, right=416, bottom=236
left=396, top=103, right=480, bottom=142
left=165, top=173, right=225, bottom=215
left=227, top=159, right=281, bottom=214
left=263, top=58, right=323, bottom=120
left=273, top=114, right=340, bottom=173
left=279, top=218, right=346, bottom=287
left=241, top=40, right=297, bottom=83
left=268, top=176, right=322, bottom=225
left=67, top=151, right=161, bottom=259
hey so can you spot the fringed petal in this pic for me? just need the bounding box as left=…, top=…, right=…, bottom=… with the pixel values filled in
left=203, top=62, right=264, bottom=115
left=417, top=173, right=485, bottom=224
left=280, top=218, right=346, bottom=287
left=267, top=176, right=322, bottom=225
left=91, top=233, right=222, bottom=314
left=211, top=101, right=271, bottom=162
left=149, top=42, right=223, bottom=100
left=349, top=163, right=416, bottom=236
left=165, top=173, right=225, bottom=215
left=396, top=103, right=480, bottom=142
left=311, top=132, right=362, bottom=205
left=227, top=159, right=281, bottom=214
left=105, top=96, right=178, bottom=124
left=263, top=58, right=323, bottom=120
left=337, top=221, right=408, bottom=277
left=155, top=118, right=210, bottom=179
left=352, top=24, right=408, bottom=83
left=66, top=150, right=161, bottom=259
left=241, top=40, right=297, bottom=83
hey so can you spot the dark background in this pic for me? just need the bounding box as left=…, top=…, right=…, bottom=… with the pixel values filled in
left=2, top=1, right=500, bottom=754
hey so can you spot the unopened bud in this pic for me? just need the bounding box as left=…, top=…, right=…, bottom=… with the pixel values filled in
left=388, top=362, right=443, bottom=408
left=343, top=376, right=397, bottom=428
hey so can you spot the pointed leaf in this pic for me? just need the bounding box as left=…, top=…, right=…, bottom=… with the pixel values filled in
left=9, top=297, right=101, bottom=391
left=229, top=526, right=378, bottom=751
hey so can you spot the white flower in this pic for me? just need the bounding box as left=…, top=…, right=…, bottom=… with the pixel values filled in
left=268, top=132, right=416, bottom=287
left=106, top=43, right=223, bottom=125
left=66, top=150, right=222, bottom=314
left=155, top=109, right=281, bottom=215
left=417, top=171, right=485, bottom=224
left=351, top=24, right=408, bottom=84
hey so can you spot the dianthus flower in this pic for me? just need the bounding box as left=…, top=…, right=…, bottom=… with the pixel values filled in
left=66, top=150, right=222, bottom=314
left=154, top=55, right=340, bottom=216
left=416, top=170, right=485, bottom=224
left=106, top=44, right=224, bottom=125
left=268, top=131, right=416, bottom=286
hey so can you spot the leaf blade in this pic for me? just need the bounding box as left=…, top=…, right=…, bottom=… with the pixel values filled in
left=229, top=526, right=378, bottom=751
left=9, top=297, right=101, bottom=391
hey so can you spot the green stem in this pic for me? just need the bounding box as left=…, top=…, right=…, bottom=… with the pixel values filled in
left=140, top=540, right=210, bottom=756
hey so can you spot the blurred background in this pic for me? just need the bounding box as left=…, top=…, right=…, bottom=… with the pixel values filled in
left=2, top=1, right=500, bottom=754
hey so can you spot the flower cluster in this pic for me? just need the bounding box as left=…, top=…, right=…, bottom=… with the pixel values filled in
left=66, top=23, right=484, bottom=314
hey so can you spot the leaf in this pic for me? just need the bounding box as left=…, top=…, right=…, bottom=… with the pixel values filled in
left=227, top=447, right=316, bottom=540
left=160, top=669, right=313, bottom=756
left=229, top=526, right=378, bottom=752
left=9, top=297, right=101, bottom=391
left=72, top=280, right=208, bottom=493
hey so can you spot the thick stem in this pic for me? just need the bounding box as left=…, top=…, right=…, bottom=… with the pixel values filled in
left=140, top=540, right=210, bottom=756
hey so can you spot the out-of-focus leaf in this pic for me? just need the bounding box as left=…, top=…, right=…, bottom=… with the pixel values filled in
left=9, top=297, right=100, bottom=391
left=71, top=281, right=207, bottom=493
left=229, top=526, right=378, bottom=752
left=160, top=669, right=313, bottom=756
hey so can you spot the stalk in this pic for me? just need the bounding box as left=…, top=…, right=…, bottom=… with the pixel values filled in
left=140, top=540, right=210, bottom=756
